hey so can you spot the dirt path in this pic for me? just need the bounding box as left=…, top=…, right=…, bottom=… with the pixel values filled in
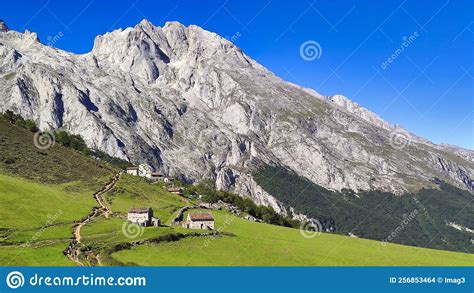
left=64, top=171, right=122, bottom=266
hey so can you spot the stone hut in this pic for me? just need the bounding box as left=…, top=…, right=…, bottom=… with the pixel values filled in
left=127, top=207, right=160, bottom=227
left=183, top=213, right=215, bottom=230
left=168, top=187, right=184, bottom=196
left=125, top=166, right=139, bottom=176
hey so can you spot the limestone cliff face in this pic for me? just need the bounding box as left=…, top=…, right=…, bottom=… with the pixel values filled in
left=0, top=19, right=472, bottom=214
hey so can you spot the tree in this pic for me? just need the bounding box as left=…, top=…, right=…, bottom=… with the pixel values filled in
left=3, top=110, right=14, bottom=122
left=201, top=193, right=219, bottom=203
left=23, top=119, right=38, bottom=132
left=54, top=131, right=71, bottom=146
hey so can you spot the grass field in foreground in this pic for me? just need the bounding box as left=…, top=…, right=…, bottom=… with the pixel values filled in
left=2, top=173, right=473, bottom=266
left=0, top=242, right=72, bottom=266
left=112, top=210, right=474, bottom=266
left=0, top=173, right=99, bottom=230
left=80, top=216, right=204, bottom=246
left=0, top=173, right=103, bottom=266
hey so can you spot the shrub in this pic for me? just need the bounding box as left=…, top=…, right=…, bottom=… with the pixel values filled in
left=1, top=110, right=131, bottom=169
left=190, top=180, right=300, bottom=228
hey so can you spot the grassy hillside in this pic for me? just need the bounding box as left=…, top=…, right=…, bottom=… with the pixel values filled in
left=0, top=119, right=114, bottom=185
left=2, top=171, right=473, bottom=266
left=253, top=164, right=474, bottom=253
left=105, top=175, right=193, bottom=224
left=0, top=242, right=72, bottom=266
left=1, top=118, right=473, bottom=266
left=0, top=174, right=97, bottom=230
left=112, top=209, right=474, bottom=266
left=0, top=119, right=116, bottom=265
left=0, top=173, right=110, bottom=266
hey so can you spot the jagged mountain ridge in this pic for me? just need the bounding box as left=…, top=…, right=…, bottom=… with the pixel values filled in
left=0, top=19, right=472, bottom=214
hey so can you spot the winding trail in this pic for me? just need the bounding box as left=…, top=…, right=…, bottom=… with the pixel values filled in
left=64, top=171, right=122, bottom=266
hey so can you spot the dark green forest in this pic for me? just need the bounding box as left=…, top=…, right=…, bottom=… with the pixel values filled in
left=254, top=164, right=474, bottom=253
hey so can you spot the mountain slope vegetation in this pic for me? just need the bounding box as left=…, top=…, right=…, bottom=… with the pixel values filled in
left=0, top=118, right=119, bottom=265
left=0, top=120, right=473, bottom=266
left=0, top=117, right=115, bottom=185
left=254, top=164, right=474, bottom=253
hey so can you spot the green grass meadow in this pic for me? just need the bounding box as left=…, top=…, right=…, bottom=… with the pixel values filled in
left=105, top=174, right=194, bottom=224
left=0, top=174, right=98, bottom=230
left=0, top=242, right=72, bottom=266
left=1, top=119, right=473, bottom=266
left=0, top=173, right=102, bottom=265
left=112, top=210, right=474, bottom=266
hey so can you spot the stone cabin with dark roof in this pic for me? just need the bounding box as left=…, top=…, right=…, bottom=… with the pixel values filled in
left=167, top=187, right=184, bottom=196
left=183, top=212, right=215, bottom=230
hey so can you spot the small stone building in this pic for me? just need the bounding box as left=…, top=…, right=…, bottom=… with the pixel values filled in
left=126, top=164, right=153, bottom=177
left=125, top=166, right=139, bottom=176
left=127, top=207, right=160, bottom=227
left=168, top=187, right=184, bottom=196
left=147, top=172, right=165, bottom=181
left=137, top=164, right=152, bottom=177
left=245, top=215, right=257, bottom=222
left=183, top=213, right=214, bottom=230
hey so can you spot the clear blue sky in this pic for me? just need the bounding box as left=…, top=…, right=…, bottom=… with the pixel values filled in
left=2, top=0, right=473, bottom=149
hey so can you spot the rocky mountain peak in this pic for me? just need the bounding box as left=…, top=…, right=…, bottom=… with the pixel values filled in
left=0, top=20, right=472, bottom=215
left=90, top=20, right=257, bottom=84
left=0, top=19, right=8, bottom=32
left=91, top=19, right=173, bottom=82
left=136, top=18, right=155, bottom=29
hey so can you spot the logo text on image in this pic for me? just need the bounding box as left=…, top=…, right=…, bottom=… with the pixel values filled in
left=6, top=271, right=25, bottom=289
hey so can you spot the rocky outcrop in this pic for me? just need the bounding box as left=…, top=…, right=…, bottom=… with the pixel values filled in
left=0, top=19, right=8, bottom=32
left=199, top=200, right=241, bottom=215
left=0, top=19, right=472, bottom=214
